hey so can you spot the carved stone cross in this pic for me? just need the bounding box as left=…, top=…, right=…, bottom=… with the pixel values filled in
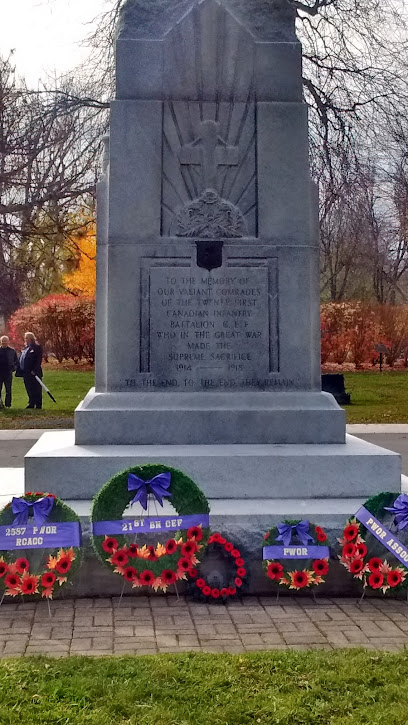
left=179, top=120, right=239, bottom=191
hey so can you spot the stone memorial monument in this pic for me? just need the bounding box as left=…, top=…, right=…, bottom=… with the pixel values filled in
left=26, top=0, right=400, bottom=532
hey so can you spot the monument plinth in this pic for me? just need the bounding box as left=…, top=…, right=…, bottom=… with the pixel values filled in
left=26, top=0, right=400, bottom=527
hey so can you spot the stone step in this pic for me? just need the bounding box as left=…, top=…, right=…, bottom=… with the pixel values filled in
left=24, top=430, right=401, bottom=500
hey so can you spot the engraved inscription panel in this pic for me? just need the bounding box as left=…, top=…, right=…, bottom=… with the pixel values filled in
left=148, top=266, right=270, bottom=390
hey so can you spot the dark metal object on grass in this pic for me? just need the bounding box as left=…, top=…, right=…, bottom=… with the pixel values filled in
left=321, top=374, right=351, bottom=405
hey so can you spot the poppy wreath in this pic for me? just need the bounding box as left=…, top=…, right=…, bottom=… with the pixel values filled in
left=91, top=464, right=210, bottom=592
left=262, top=520, right=330, bottom=590
left=0, top=492, right=82, bottom=599
left=339, top=492, right=408, bottom=593
left=188, top=532, right=248, bottom=601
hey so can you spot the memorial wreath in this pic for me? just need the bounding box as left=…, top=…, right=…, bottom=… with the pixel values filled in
left=339, top=492, right=408, bottom=593
left=263, top=520, right=330, bottom=590
left=190, top=532, right=248, bottom=601
left=0, top=492, right=82, bottom=599
left=91, top=464, right=210, bottom=592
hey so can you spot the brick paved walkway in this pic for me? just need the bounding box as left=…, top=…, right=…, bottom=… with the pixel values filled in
left=1, top=596, right=408, bottom=656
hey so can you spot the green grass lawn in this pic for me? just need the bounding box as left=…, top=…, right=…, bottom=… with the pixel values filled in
left=0, top=650, right=407, bottom=724
left=0, top=368, right=407, bottom=428
left=0, top=370, right=94, bottom=429
left=344, top=370, right=408, bottom=423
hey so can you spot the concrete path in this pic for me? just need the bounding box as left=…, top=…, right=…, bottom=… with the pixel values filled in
left=0, top=595, right=408, bottom=656
left=0, top=430, right=45, bottom=468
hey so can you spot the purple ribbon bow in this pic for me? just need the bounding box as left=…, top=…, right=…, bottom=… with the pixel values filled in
left=127, top=472, right=172, bottom=511
left=276, top=520, right=314, bottom=548
left=384, top=494, right=408, bottom=531
left=11, top=496, right=54, bottom=526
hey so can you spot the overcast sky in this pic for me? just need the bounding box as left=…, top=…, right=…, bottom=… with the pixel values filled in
left=0, top=0, right=109, bottom=86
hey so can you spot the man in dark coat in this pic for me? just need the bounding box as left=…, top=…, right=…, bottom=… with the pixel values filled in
left=0, top=336, right=19, bottom=408
left=19, top=332, right=43, bottom=409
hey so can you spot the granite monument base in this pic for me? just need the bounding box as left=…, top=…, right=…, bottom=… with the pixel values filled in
left=75, top=389, right=346, bottom=445
left=24, top=430, right=400, bottom=500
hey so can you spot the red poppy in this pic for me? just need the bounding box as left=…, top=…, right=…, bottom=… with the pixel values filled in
left=218, top=537, right=226, bottom=545
left=267, top=562, right=284, bottom=580
left=231, top=549, right=241, bottom=558
left=236, top=567, right=247, bottom=578
left=102, top=537, right=118, bottom=553
left=315, top=526, right=327, bottom=542
left=387, top=570, right=403, bottom=587
left=196, top=578, right=206, bottom=589
left=55, top=556, right=73, bottom=575
left=177, top=557, right=192, bottom=572
left=312, top=559, right=329, bottom=576
left=342, top=543, right=357, bottom=558
left=34, top=492, right=43, bottom=497
left=211, top=588, right=220, bottom=598
left=368, top=572, right=384, bottom=589
left=189, top=568, right=198, bottom=578
left=224, top=542, right=234, bottom=552
left=123, top=566, right=138, bottom=582
left=0, top=561, right=8, bottom=578
left=111, top=549, right=129, bottom=567
left=26, top=492, right=33, bottom=496
left=356, top=543, right=368, bottom=558
left=165, top=539, right=177, bottom=555
left=368, top=557, right=383, bottom=573
left=228, top=586, right=236, bottom=595
left=343, top=524, right=359, bottom=542
left=127, top=543, right=139, bottom=558
left=350, top=558, right=364, bottom=574
left=292, top=571, right=309, bottom=588
left=187, top=526, right=203, bottom=542
left=139, top=570, right=155, bottom=586
left=235, top=558, right=245, bottom=567
left=161, top=569, right=177, bottom=585
left=5, top=573, right=19, bottom=589
left=202, top=585, right=211, bottom=596
left=220, top=588, right=229, bottom=597
left=41, top=572, right=56, bottom=588
left=20, top=574, right=39, bottom=595
left=234, top=577, right=242, bottom=587
left=47, top=493, right=57, bottom=499
left=181, top=541, right=197, bottom=557
left=15, top=558, right=30, bottom=574
left=211, top=533, right=222, bottom=543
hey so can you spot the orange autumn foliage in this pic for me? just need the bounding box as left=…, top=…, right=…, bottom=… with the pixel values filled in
left=63, top=224, right=96, bottom=297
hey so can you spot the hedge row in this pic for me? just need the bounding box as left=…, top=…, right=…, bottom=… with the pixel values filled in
left=7, top=294, right=95, bottom=364
left=321, top=302, right=408, bottom=368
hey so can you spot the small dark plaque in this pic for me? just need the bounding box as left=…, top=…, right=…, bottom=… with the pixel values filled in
left=375, top=343, right=389, bottom=354
left=195, top=240, right=224, bottom=271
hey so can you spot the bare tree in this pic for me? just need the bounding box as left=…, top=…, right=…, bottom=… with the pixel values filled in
left=0, top=55, right=107, bottom=320
left=290, top=1, right=408, bottom=167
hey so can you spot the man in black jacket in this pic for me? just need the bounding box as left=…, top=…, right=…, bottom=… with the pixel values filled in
left=0, top=336, right=19, bottom=408
left=19, top=332, right=43, bottom=409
